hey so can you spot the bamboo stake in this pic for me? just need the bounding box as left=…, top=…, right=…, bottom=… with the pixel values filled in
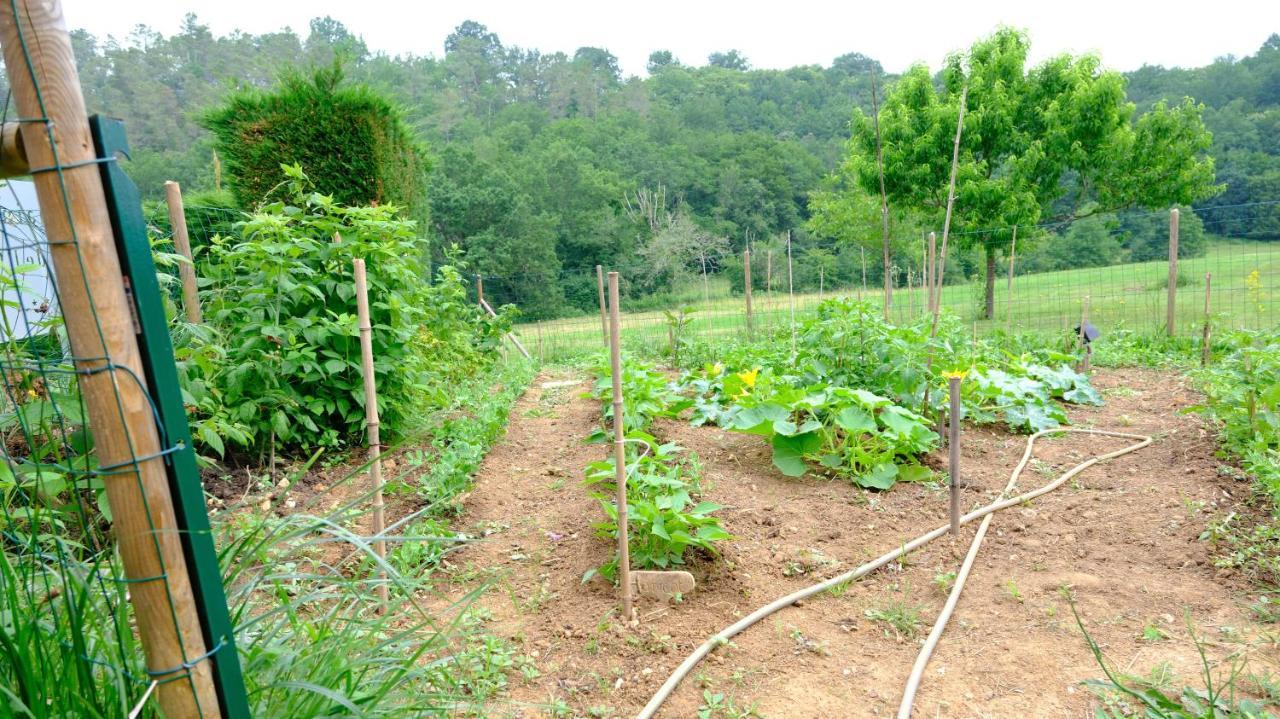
left=596, top=264, right=608, bottom=345
left=931, top=230, right=942, bottom=312
left=766, top=250, right=773, bottom=294
left=480, top=298, right=532, bottom=359
left=948, top=376, right=961, bottom=536
left=907, top=270, right=914, bottom=319
left=870, top=69, right=892, bottom=320
left=859, top=246, right=867, bottom=303
left=163, top=181, right=203, bottom=324
left=606, top=272, right=634, bottom=622
left=1079, top=295, right=1091, bottom=372
left=819, top=266, right=825, bottom=298
left=476, top=274, right=485, bottom=308
left=354, top=259, right=389, bottom=605
left=743, top=250, right=753, bottom=339
left=0, top=2, right=219, bottom=715
left=921, top=83, right=969, bottom=418
left=786, top=231, right=796, bottom=362
left=1167, top=208, right=1179, bottom=336
left=1005, top=225, right=1017, bottom=333
left=1201, top=272, right=1212, bottom=367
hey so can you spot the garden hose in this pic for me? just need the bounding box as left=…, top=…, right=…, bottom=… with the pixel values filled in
left=635, top=427, right=1152, bottom=719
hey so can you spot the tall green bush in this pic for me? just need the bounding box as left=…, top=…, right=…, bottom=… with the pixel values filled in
left=202, top=64, right=427, bottom=219
left=199, top=165, right=504, bottom=451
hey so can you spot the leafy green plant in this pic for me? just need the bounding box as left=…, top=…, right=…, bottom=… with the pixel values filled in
left=198, top=165, right=506, bottom=452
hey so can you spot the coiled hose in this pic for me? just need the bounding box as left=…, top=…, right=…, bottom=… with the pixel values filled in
left=635, top=428, right=1152, bottom=719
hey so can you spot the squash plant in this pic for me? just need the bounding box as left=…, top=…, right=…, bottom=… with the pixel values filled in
left=724, top=368, right=937, bottom=488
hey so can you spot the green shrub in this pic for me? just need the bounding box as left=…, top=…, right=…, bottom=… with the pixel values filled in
left=203, top=63, right=428, bottom=219
left=198, top=165, right=505, bottom=452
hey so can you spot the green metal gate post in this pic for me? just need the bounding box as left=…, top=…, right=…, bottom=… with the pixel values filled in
left=90, top=115, right=251, bottom=718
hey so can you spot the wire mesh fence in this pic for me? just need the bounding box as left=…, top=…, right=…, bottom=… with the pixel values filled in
left=0, top=3, right=244, bottom=716
left=488, top=203, right=1279, bottom=363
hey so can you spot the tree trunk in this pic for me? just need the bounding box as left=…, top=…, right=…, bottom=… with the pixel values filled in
left=984, top=244, right=997, bottom=320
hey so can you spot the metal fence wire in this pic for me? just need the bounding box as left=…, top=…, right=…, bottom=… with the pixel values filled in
left=0, top=2, right=246, bottom=717
left=488, top=203, right=1279, bottom=363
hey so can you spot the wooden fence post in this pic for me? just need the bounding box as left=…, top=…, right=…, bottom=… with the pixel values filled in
left=596, top=264, right=608, bottom=344
left=0, top=2, right=219, bottom=714
left=948, top=376, right=961, bottom=536
left=606, top=272, right=634, bottom=622
left=354, top=259, right=388, bottom=605
left=766, top=250, right=773, bottom=294
left=163, top=180, right=202, bottom=324
left=1167, top=208, right=1179, bottom=336
left=476, top=274, right=485, bottom=308
left=743, top=249, right=753, bottom=338
left=1202, top=272, right=1213, bottom=366
left=927, top=231, right=937, bottom=314
left=1005, top=225, right=1017, bottom=333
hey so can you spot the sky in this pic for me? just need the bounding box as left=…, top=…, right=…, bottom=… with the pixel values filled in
left=63, top=0, right=1277, bottom=76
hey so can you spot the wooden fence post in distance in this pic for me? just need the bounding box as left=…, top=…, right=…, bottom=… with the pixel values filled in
left=0, top=1, right=219, bottom=714
left=596, top=264, right=608, bottom=344
left=1167, top=208, right=1179, bottom=336
left=1202, top=272, right=1212, bottom=366
left=743, top=249, right=753, bottom=339
left=354, top=259, right=389, bottom=605
left=606, top=272, right=634, bottom=622
left=163, top=180, right=202, bottom=324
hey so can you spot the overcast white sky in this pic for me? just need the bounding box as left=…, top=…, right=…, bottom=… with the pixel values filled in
left=63, top=0, right=1277, bottom=76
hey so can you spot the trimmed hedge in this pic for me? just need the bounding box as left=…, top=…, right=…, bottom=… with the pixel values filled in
left=202, top=64, right=427, bottom=217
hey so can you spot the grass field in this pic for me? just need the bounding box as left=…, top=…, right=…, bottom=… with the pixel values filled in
left=517, top=239, right=1279, bottom=362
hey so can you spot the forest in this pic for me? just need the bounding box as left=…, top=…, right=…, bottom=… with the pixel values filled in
left=25, top=17, right=1280, bottom=318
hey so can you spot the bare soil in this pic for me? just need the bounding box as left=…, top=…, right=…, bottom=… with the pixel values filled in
left=433, top=367, right=1275, bottom=718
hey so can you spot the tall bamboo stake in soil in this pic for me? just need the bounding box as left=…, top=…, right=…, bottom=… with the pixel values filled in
left=786, top=230, right=796, bottom=362
left=921, top=83, right=969, bottom=418
left=0, top=1, right=220, bottom=714
left=354, top=259, right=389, bottom=605
left=606, top=272, right=634, bottom=622
left=1167, top=208, right=1180, bottom=336
left=163, top=181, right=202, bottom=324
left=948, top=375, right=961, bottom=536
left=743, top=250, right=753, bottom=339
left=596, top=264, right=608, bottom=344
left=927, top=232, right=937, bottom=314
left=870, top=69, right=893, bottom=320
left=1005, top=225, right=1017, bottom=333
left=1202, top=272, right=1213, bottom=366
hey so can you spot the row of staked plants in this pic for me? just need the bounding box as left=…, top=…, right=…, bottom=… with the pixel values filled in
left=677, top=299, right=1102, bottom=489
left=583, top=360, right=730, bottom=582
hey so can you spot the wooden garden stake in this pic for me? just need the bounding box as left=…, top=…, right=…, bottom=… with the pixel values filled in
left=0, top=2, right=219, bottom=714
left=766, top=250, right=773, bottom=294
left=786, top=230, right=796, bottom=362
left=1079, top=295, right=1091, bottom=372
left=859, top=245, right=867, bottom=303
left=743, top=250, right=753, bottom=339
left=948, top=375, right=962, bottom=536
left=606, top=272, right=635, bottom=622
left=1005, top=225, right=1017, bottom=333
left=1202, top=272, right=1212, bottom=367
left=927, top=232, right=937, bottom=314
left=163, top=181, right=202, bottom=324
left=479, top=298, right=531, bottom=359
left=1167, top=208, right=1179, bottom=336
left=354, top=259, right=389, bottom=605
left=476, top=274, right=485, bottom=308
left=596, top=264, right=608, bottom=345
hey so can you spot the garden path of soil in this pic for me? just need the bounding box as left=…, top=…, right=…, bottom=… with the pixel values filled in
left=439, top=367, right=1272, bottom=718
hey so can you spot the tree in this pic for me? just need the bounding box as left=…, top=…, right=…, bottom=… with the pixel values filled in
left=638, top=212, right=730, bottom=301
left=647, top=50, right=678, bottom=74
left=708, top=50, right=750, bottom=71
left=832, top=28, right=1220, bottom=318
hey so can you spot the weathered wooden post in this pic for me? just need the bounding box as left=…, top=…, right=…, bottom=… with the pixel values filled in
left=1202, top=272, right=1213, bottom=366
left=927, top=232, right=937, bottom=314
left=596, top=264, right=608, bottom=344
left=163, top=181, right=202, bottom=324
left=476, top=273, right=485, bottom=308
left=743, top=249, right=753, bottom=339
left=948, top=375, right=962, bottom=536
left=1167, top=208, right=1179, bottom=336
left=606, top=272, right=634, bottom=621
left=354, top=259, right=389, bottom=605
left=0, top=1, right=219, bottom=714
left=1005, top=225, right=1017, bottom=332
